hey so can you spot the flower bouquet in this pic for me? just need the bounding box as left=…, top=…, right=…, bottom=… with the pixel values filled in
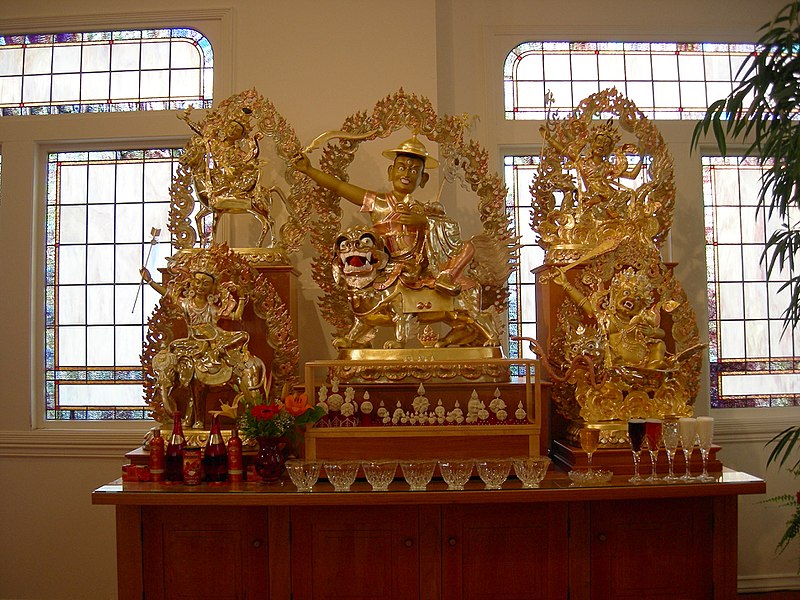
left=238, top=391, right=325, bottom=444
left=214, top=387, right=324, bottom=482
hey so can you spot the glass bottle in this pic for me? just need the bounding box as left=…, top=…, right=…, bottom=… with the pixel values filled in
left=227, top=427, right=243, bottom=483
left=165, top=411, right=185, bottom=482
left=204, top=414, right=228, bottom=482
left=148, top=429, right=165, bottom=482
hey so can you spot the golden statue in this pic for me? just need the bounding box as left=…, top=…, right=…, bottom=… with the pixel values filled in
left=532, top=88, right=675, bottom=264
left=525, top=89, right=703, bottom=444
left=294, top=132, right=509, bottom=350
left=169, top=88, right=314, bottom=258
left=141, top=244, right=299, bottom=429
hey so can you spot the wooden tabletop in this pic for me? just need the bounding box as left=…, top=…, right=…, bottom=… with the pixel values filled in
left=92, top=468, right=765, bottom=507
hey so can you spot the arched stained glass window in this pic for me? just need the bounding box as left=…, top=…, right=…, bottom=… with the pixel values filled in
left=504, top=41, right=754, bottom=120
left=0, top=28, right=213, bottom=115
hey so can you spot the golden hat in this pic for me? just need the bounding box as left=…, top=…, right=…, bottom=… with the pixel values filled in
left=382, top=134, right=438, bottom=169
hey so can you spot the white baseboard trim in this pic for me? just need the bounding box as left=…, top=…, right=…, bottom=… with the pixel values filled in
left=738, top=573, right=800, bottom=592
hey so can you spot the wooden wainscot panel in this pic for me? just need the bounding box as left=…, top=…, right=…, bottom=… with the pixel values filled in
left=441, top=503, right=569, bottom=599
left=142, top=506, right=270, bottom=600
left=290, top=505, right=423, bottom=599
left=588, top=497, right=713, bottom=599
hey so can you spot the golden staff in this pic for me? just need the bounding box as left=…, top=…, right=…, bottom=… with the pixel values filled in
left=131, top=227, right=162, bottom=313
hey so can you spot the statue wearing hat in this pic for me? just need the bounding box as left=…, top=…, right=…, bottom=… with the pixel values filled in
left=294, top=134, right=473, bottom=296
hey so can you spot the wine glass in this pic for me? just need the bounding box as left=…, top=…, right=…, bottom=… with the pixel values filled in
left=644, top=419, right=663, bottom=482
left=678, top=417, right=698, bottom=481
left=627, top=419, right=646, bottom=483
left=696, top=416, right=715, bottom=482
left=579, top=428, right=600, bottom=477
left=661, top=418, right=680, bottom=482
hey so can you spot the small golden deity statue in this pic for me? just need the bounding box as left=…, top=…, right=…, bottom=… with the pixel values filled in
left=526, top=88, right=703, bottom=445
left=533, top=88, right=674, bottom=263
left=294, top=133, right=508, bottom=351
left=170, top=88, right=313, bottom=258
left=141, top=244, right=299, bottom=429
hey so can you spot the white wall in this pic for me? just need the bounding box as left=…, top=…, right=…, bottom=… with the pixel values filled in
left=0, top=1, right=797, bottom=598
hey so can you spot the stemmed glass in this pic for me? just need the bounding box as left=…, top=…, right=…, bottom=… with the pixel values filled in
left=579, top=428, right=600, bottom=479
left=696, top=416, right=716, bottom=482
left=661, top=418, right=680, bottom=482
left=627, top=419, right=646, bottom=483
left=678, top=417, right=698, bottom=482
left=644, top=419, right=663, bottom=482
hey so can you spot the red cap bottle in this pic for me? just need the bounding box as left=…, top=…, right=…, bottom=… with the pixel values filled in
left=227, top=427, right=243, bottom=483
left=148, top=429, right=165, bottom=482
left=204, top=414, right=228, bottom=482
left=165, top=411, right=185, bottom=482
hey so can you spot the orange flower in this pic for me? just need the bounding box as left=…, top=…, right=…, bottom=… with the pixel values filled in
left=284, top=392, right=310, bottom=417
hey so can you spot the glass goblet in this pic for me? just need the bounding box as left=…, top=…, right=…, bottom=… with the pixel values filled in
left=323, top=460, right=360, bottom=492
left=362, top=459, right=397, bottom=492
left=439, top=458, right=474, bottom=491
left=644, top=419, right=663, bottom=482
left=512, top=456, right=551, bottom=488
left=285, top=459, right=321, bottom=493
left=400, top=459, right=436, bottom=491
left=696, top=416, right=716, bottom=482
left=678, top=417, right=698, bottom=481
left=579, top=427, right=600, bottom=478
left=627, top=419, right=646, bottom=483
left=476, top=458, right=512, bottom=490
left=661, top=419, right=681, bottom=482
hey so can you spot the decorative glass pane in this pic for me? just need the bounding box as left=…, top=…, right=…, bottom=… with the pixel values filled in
left=0, top=28, right=212, bottom=115
left=703, top=156, right=799, bottom=408
left=45, top=148, right=182, bottom=420
left=504, top=41, right=756, bottom=120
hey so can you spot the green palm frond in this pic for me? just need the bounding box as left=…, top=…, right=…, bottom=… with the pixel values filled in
left=767, top=426, right=800, bottom=471
left=692, top=1, right=800, bottom=330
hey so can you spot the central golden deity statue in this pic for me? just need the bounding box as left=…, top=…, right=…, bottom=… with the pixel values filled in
left=294, top=133, right=508, bottom=351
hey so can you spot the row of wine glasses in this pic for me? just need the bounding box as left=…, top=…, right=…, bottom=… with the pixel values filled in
left=627, top=416, right=715, bottom=484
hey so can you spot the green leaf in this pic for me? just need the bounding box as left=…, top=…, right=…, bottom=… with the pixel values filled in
left=766, top=425, right=800, bottom=470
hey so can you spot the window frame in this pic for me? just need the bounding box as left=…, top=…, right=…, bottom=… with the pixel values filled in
left=0, top=9, right=233, bottom=433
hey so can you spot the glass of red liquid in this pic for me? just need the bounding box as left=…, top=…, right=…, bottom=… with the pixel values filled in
left=627, top=419, right=646, bottom=484
left=644, top=419, right=663, bottom=482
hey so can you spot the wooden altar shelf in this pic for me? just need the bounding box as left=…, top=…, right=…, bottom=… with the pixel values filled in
left=303, top=358, right=545, bottom=459
left=93, top=469, right=765, bottom=600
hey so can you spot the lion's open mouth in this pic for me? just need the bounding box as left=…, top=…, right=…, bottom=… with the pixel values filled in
left=342, top=251, right=375, bottom=273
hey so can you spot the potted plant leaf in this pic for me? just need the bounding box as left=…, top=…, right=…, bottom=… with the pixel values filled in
left=692, top=0, right=800, bottom=565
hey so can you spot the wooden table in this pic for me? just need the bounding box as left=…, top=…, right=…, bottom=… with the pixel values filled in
left=93, top=468, right=765, bottom=600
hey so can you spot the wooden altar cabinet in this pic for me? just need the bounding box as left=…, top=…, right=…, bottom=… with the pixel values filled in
left=92, top=469, right=764, bottom=600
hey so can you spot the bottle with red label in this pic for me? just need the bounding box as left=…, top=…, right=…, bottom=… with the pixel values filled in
left=227, top=427, right=243, bottom=483
left=148, top=429, right=165, bottom=482
left=165, top=411, right=185, bottom=482
left=204, top=414, right=228, bottom=482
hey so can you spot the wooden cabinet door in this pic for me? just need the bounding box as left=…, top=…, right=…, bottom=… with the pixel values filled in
left=588, top=498, right=713, bottom=600
left=142, top=506, right=270, bottom=600
left=441, top=503, right=569, bottom=600
left=290, top=505, right=423, bottom=600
